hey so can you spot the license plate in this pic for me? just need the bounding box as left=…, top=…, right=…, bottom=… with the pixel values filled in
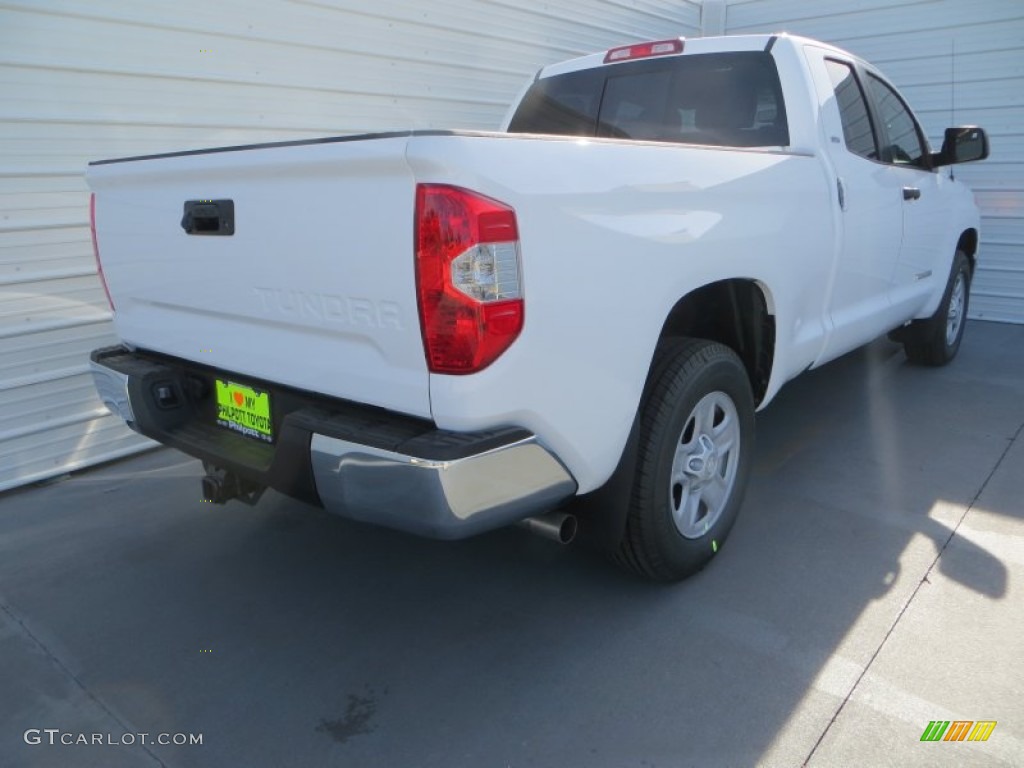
left=215, top=379, right=273, bottom=443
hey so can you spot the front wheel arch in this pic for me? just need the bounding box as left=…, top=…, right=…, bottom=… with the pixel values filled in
left=899, top=249, right=972, bottom=366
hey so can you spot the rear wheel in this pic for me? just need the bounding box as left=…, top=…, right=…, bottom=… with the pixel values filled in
left=615, top=339, right=755, bottom=582
left=899, top=250, right=971, bottom=366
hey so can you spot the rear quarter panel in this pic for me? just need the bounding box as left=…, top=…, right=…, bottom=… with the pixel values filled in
left=407, top=134, right=833, bottom=492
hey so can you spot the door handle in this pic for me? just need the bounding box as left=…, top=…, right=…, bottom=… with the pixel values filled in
left=902, top=187, right=921, bottom=201
left=181, top=199, right=235, bottom=235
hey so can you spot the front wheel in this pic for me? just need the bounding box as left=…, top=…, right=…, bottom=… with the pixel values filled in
left=614, top=339, right=755, bottom=582
left=899, top=250, right=971, bottom=366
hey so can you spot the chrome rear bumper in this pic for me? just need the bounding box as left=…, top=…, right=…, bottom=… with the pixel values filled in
left=89, top=346, right=577, bottom=539
left=310, top=434, right=577, bottom=539
left=89, top=358, right=136, bottom=425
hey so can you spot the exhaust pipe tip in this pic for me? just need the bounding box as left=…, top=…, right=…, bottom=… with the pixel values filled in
left=518, top=511, right=578, bottom=545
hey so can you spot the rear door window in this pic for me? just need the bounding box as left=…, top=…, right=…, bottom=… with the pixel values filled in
left=824, top=59, right=878, bottom=160
left=508, top=52, right=789, bottom=148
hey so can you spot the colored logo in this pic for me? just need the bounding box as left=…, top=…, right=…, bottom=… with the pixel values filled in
left=920, top=720, right=997, bottom=742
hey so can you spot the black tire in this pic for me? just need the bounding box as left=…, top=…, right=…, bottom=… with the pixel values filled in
left=899, top=250, right=971, bottom=366
left=614, top=338, right=755, bottom=582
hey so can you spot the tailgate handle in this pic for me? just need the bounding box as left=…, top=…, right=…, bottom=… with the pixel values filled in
left=181, top=199, right=235, bottom=235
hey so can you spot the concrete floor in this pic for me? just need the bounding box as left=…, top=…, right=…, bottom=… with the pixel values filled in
left=2, top=320, right=1022, bottom=768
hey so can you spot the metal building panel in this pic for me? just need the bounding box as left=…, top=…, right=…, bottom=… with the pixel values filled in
left=0, top=416, right=151, bottom=493
left=0, top=0, right=699, bottom=491
left=724, top=0, right=1024, bottom=324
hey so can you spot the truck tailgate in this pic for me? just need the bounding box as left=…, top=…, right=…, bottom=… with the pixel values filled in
left=87, top=136, right=429, bottom=418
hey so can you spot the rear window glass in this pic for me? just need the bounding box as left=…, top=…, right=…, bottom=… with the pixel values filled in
left=508, top=52, right=789, bottom=148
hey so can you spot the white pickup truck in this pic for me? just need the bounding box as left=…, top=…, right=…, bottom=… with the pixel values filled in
left=87, top=33, right=988, bottom=581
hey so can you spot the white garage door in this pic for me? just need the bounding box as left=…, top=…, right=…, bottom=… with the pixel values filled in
left=722, top=0, right=1024, bottom=323
left=0, top=0, right=701, bottom=491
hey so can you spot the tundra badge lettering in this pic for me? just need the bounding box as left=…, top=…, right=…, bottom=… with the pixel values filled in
left=252, top=287, right=403, bottom=330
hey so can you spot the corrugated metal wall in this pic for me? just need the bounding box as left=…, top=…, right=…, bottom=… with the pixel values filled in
left=722, top=0, right=1024, bottom=324
left=0, top=0, right=701, bottom=491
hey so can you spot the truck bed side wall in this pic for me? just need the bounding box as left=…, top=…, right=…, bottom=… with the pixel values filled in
left=407, top=134, right=833, bottom=492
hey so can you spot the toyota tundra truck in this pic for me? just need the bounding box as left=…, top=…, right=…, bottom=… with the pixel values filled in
left=86, top=33, right=989, bottom=581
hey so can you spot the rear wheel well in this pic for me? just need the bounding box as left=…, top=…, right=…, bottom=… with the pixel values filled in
left=572, top=279, right=774, bottom=550
left=657, top=280, right=775, bottom=406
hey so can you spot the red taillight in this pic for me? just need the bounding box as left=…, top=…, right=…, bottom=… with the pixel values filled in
left=604, top=38, right=684, bottom=64
left=90, top=193, right=115, bottom=312
left=415, top=184, right=524, bottom=374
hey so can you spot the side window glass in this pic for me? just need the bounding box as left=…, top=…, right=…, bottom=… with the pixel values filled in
left=866, top=74, right=926, bottom=166
left=824, top=59, right=877, bottom=160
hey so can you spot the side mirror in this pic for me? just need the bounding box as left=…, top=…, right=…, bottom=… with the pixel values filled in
left=934, top=126, right=989, bottom=166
